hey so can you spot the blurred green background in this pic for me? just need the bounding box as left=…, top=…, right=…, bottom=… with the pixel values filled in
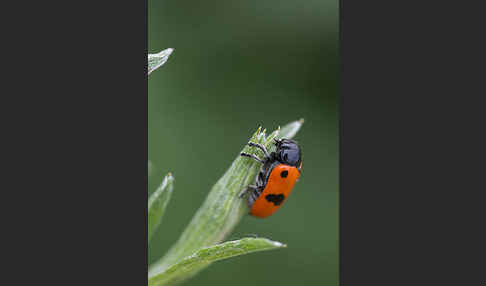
left=148, top=0, right=338, bottom=285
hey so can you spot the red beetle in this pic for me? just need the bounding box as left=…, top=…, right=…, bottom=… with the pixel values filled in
left=240, top=138, right=302, bottom=218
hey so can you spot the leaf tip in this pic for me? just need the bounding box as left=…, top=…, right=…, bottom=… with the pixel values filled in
left=161, top=48, right=174, bottom=56
left=262, top=238, right=287, bottom=248
left=276, top=241, right=287, bottom=248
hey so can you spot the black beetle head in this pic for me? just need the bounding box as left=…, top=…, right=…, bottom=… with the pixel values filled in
left=274, top=138, right=302, bottom=168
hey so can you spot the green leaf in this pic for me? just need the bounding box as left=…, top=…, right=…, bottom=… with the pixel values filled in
left=148, top=173, right=175, bottom=243
left=148, top=48, right=174, bottom=75
left=148, top=238, right=286, bottom=286
left=149, top=119, right=303, bottom=277
left=277, top=118, right=304, bottom=140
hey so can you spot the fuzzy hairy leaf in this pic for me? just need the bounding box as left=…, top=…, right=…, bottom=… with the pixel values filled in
left=148, top=238, right=286, bottom=286
left=277, top=118, right=304, bottom=140
left=148, top=173, right=175, bottom=243
left=148, top=48, right=174, bottom=75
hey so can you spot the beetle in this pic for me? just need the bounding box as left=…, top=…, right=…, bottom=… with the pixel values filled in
left=239, top=138, right=302, bottom=218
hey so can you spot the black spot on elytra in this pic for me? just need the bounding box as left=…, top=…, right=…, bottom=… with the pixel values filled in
left=280, top=170, right=288, bottom=178
left=265, top=194, right=285, bottom=206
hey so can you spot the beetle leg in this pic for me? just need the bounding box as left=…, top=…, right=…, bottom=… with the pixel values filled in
left=239, top=184, right=258, bottom=198
left=240, top=152, right=264, bottom=164
left=247, top=142, right=271, bottom=158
